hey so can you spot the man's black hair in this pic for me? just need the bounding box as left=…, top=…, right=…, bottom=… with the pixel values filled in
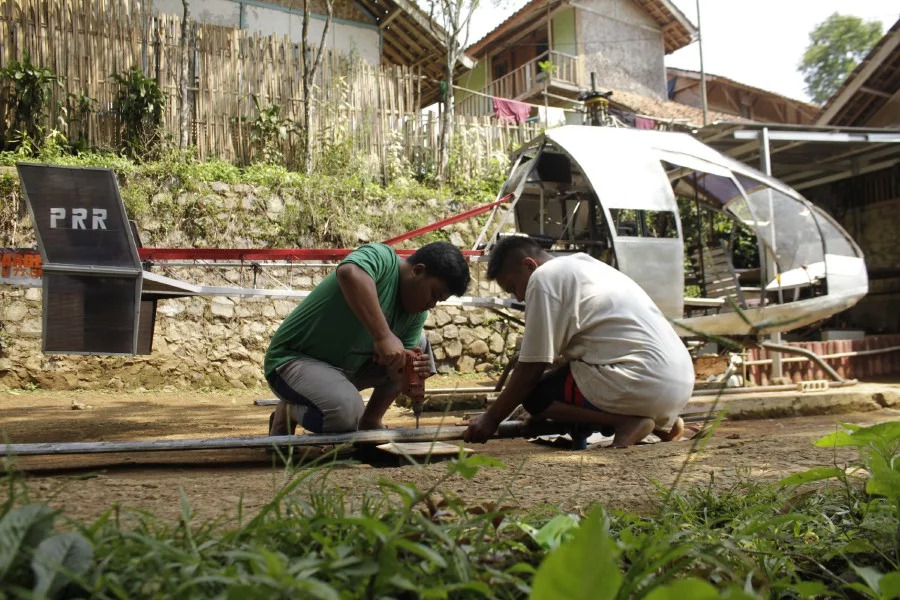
left=407, top=241, right=470, bottom=297
left=486, top=236, right=544, bottom=280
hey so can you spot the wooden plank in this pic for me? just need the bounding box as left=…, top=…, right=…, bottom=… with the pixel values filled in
left=376, top=441, right=472, bottom=458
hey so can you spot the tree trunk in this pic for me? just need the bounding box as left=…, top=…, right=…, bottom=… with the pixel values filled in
left=299, top=0, right=332, bottom=174
left=300, top=0, right=310, bottom=173
left=179, top=0, right=191, bottom=149
left=438, top=48, right=456, bottom=182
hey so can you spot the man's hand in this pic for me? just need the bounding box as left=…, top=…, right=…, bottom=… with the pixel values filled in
left=373, top=333, right=406, bottom=371
left=463, top=412, right=500, bottom=444
left=412, top=352, right=433, bottom=378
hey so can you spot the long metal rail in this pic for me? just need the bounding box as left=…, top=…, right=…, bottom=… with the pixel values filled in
left=0, top=421, right=550, bottom=457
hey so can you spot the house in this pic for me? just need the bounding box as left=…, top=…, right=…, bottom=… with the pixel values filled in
left=803, top=19, right=900, bottom=334
left=152, top=0, right=472, bottom=105
left=456, top=0, right=696, bottom=117
left=666, top=67, right=818, bottom=124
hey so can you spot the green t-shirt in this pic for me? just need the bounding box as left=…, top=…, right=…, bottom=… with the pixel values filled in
left=263, top=243, right=426, bottom=377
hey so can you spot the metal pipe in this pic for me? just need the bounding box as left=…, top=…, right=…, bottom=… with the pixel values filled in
left=696, top=0, right=708, bottom=126
left=759, top=341, right=844, bottom=382
left=759, top=127, right=783, bottom=378
left=745, top=344, right=900, bottom=366
left=0, top=421, right=565, bottom=457
left=690, top=378, right=857, bottom=397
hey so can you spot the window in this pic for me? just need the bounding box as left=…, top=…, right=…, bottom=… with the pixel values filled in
left=610, top=209, right=678, bottom=238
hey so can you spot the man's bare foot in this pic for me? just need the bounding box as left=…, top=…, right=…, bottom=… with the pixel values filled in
left=654, top=417, right=685, bottom=442
left=611, top=416, right=655, bottom=448
left=269, top=400, right=299, bottom=436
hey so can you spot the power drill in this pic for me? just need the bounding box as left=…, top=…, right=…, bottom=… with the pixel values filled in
left=401, top=348, right=426, bottom=428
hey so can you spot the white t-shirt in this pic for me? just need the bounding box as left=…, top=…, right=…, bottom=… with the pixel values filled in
left=518, top=253, right=694, bottom=428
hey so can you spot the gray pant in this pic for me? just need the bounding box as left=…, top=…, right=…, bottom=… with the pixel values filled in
left=266, top=335, right=435, bottom=433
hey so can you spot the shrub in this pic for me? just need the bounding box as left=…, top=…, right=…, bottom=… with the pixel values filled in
left=111, top=66, right=166, bottom=159
left=0, top=52, right=59, bottom=151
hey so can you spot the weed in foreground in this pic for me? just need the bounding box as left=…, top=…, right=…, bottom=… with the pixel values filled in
left=1, top=421, right=898, bottom=599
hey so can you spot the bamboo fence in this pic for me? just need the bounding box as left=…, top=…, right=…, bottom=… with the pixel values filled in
left=0, top=0, right=541, bottom=180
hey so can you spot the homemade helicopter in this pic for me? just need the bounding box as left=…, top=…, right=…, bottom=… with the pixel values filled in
left=474, top=126, right=868, bottom=339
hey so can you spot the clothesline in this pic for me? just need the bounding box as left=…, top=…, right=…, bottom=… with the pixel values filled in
left=440, top=80, right=688, bottom=130
left=450, top=84, right=580, bottom=113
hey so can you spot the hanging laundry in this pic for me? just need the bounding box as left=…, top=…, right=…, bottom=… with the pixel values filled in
left=635, top=116, right=656, bottom=130
left=493, top=97, right=532, bottom=124
left=609, top=108, right=636, bottom=127
left=538, top=106, right=567, bottom=127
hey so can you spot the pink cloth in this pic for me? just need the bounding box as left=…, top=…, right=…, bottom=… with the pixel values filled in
left=635, top=116, right=656, bottom=130
left=493, top=97, right=532, bottom=124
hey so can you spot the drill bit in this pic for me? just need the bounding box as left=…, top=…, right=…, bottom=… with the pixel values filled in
left=414, top=399, right=423, bottom=429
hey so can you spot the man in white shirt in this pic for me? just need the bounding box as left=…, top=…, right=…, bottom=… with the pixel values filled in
left=464, top=236, right=695, bottom=447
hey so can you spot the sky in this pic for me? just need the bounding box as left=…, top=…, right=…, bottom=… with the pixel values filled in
left=466, top=0, right=899, bottom=104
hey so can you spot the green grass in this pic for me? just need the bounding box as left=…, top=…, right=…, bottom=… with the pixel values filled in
left=0, top=147, right=498, bottom=250
left=2, top=421, right=898, bottom=599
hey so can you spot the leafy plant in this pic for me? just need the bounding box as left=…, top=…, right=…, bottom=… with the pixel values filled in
left=0, top=503, right=94, bottom=597
left=537, top=60, right=556, bottom=76
left=64, top=92, right=96, bottom=152
left=111, top=66, right=166, bottom=159
left=0, top=52, right=60, bottom=151
left=779, top=421, right=900, bottom=598
left=249, top=96, right=298, bottom=166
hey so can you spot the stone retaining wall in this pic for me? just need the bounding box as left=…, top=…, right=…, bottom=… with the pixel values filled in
left=0, top=177, right=522, bottom=390
left=0, top=284, right=520, bottom=391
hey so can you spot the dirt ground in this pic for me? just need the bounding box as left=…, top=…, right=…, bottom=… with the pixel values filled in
left=2, top=376, right=898, bottom=523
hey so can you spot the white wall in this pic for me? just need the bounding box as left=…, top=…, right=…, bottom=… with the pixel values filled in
left=153, top=0, right=241, bottom=27
left=577, top=0, right=667, bottom=99
left=244, top=5, right=380, bottom=65
left=152, top=0, right=381, bottom=65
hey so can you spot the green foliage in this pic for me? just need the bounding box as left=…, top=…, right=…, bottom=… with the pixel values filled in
left=677, top=195, right=759, bottom=269
left=799, top=13, right=883, bottom=104
left=64, top=92, right=96, bottom=152
left=531, top=507, right=620, bottom=600
left=0, top=503, right=93, bottom=597
left=0, top=52, right=60, bottom=151
left=1, top=454, right=539, bottom=598
left=111, top=66, right=166, bottom=159
left=249, top=96, right=298, bottom=165
left=524, top=421, right=900, bottom=599
left=2, top=419, right=899, bottom=598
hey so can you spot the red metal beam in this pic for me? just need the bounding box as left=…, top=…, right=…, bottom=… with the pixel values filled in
left=382, top=193, right=514, bottom=246
left=138, top=248, right=484, bottom=261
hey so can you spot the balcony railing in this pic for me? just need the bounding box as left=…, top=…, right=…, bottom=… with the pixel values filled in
left=457, top=50, right=581, bottom=117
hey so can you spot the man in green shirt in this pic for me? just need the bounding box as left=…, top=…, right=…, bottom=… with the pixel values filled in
left=266, top=241, right=470, bottom=434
